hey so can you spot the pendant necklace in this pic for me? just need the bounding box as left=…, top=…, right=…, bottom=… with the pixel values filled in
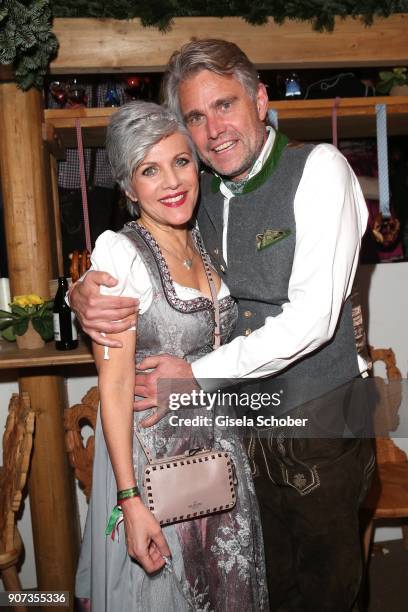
left=182, top=257, right=193, bottom=270
left=136, top=221, right=196, bottom=270
left=158, top=241, right=196, bottom=270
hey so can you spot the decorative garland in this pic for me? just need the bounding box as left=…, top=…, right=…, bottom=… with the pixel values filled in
left=1, top=1, right=408, bottom=90
left=0, top=1, right=58, bottom=90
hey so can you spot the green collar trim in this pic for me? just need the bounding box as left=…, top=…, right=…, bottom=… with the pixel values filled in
left=211, top=131, right=289, bottom=194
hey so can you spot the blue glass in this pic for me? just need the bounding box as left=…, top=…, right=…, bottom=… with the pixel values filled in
left=285, top=73, right=302, bottom=98
left=105, top=88, right=121, bottom=107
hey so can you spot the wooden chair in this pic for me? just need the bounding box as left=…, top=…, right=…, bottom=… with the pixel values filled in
left=362, top=347, right=408, bottom=557
left=0, top=392, right=35, bottom=611
left=64, top=387, right=99, bottom=502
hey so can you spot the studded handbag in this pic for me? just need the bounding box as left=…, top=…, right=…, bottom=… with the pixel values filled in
left=136, top=433, right=237, bottom=525
left=136, top=234, right=237, bottom=526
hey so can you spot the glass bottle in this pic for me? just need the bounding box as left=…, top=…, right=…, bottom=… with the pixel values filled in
left=53, top=277, right=78, bottom=350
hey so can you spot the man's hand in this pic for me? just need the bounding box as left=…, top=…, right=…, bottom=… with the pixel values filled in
left=70, top=270, right=138, bottom=347
left=134, top=354, right=198, bottom=427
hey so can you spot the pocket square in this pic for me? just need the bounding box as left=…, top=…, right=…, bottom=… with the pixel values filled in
left=256, top=229, right=291, bottom=251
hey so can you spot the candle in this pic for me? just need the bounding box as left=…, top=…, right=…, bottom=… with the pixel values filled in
left=0, top=278, right=11, bottom=312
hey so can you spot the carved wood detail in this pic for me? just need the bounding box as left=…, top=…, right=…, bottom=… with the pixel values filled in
left=0, top=393, right=35, bottom=600
left=64, top=387, right=99, bottom=501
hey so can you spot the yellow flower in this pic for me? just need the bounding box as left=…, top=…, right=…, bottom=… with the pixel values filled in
left=12, top=295, right=30, bottom=308
left=12, top=294, right=44, bottom=308
left=27, top=294, right=44, bottom=305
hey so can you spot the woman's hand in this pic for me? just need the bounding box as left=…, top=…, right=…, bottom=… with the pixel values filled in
left=70, top=271, right=138, bottom=347
left=121, top=497, right=171, bottom=573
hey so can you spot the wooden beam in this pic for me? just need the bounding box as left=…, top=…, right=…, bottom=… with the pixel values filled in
left=0, top=84, right=55, bottom=296
left=50, top=14, right=408, bottom=74
left=0, top=82, right=80, bottom=605
left=43, top=96, right=408, bottom=147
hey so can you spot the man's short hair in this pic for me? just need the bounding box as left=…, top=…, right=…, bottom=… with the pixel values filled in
left=162, top=39, right=260, bottom=120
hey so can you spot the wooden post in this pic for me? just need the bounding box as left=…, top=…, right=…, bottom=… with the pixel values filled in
left=0, top=83, right=54, bottom=296
left=18, top=371, right=80, bottom=597
left=0, top=82, right=79, bottom=606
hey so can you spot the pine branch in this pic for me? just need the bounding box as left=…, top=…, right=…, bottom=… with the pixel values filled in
left=0, top=0, right=58, bottom=90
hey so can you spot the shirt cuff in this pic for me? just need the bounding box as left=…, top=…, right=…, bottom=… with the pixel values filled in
left=191, top=358, right=235, bottom=393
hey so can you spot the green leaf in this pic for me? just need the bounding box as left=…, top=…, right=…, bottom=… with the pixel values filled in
left=13, top=319, right=29, bottom=336
left=1, top=326, right=16, bottom=342
left=0, top=307, right=12, bottom=315
left=32, top=317, right=54, bottom=341
left=35, top=302, right=46, bottom=317
left=0, top=320, right=13, bottom=332
left=11, top=304, right=30, bottom=317
left=378, top=71, right=395, bottom=82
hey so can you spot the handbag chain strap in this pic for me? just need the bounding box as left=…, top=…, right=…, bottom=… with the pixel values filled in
left=193, top=230, right=221, bottom=350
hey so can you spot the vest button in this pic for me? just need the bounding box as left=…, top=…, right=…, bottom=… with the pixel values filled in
left=214, top=248, right=219, bottom=256
left=219, top=265, right=226, bottom=273
left=243, top=310, right=252, bottom=319
left=244, top=328, right=252, bottom=336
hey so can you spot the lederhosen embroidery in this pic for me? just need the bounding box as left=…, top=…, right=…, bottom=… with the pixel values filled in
left=275, top=432, right=321, bottom=496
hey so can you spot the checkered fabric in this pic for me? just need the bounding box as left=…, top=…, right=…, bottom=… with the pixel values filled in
left=47, top=82, right=127, bottom=189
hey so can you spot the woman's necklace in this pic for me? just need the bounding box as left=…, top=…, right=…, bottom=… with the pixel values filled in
left=158, top=241, right=196, bottom=270
left=136, top=220, right=196, bottom=270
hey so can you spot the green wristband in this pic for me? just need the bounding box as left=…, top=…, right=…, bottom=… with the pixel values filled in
left=117, top=486, right=140, bottom=502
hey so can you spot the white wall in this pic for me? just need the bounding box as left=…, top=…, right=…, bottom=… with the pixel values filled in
left=357, top=262, right=408, bottom=542
left=1, top=262, right=407, bottom=588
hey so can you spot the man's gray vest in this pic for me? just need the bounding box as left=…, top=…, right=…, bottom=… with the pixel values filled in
left=197, top=135, right=360, bottom=407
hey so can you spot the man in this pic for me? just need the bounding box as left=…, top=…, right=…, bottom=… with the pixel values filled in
left=70, top=39, right=373, bottom=611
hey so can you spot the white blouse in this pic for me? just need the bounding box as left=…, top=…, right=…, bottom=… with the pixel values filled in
left=90, top=230, right=230, bottom=316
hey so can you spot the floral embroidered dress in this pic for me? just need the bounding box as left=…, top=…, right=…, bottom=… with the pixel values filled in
left=75, top=222, right=268, bottom=612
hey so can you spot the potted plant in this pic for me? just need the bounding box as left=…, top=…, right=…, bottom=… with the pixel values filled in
left=376, top=67, right=408, bottom=96
left=0, top=294, right=54, bottom=349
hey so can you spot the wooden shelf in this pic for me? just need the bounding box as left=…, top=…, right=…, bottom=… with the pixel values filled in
left=50, top=15, right=408, bottom=74
left=0, top=336, right=94, bottom=370
left=43, top=107, right=116, bottom=158
left=43, top=97, right=408, bottom=155
left=268, top=96, right=408, bottom=140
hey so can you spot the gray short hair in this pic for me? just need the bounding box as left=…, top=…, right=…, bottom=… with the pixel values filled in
left=106, top=101, right=197, bottom=200
left=162, top=39, right=260, bottom=119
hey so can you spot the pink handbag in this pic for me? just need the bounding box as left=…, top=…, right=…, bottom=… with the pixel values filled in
left=137, top=233, right=237, bottom=525
left=137, top=434, right=237, bottom=525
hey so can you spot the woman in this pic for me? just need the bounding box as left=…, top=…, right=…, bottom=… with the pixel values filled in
left=76, top=101, right=268, bottom=611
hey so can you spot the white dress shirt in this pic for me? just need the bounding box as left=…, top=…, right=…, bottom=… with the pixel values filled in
left=192, top=130, right=369, bottom=383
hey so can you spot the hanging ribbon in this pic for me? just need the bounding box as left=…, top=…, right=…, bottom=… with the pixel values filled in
left=105, top=504, right=124, bottom=541
left=375, top=104, right=391, bottom=219
left=75, top=119, right=93, bottom=253
left=267, top=109, right=279, bottom=130
left=331, top=97, right=341, bottom=148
